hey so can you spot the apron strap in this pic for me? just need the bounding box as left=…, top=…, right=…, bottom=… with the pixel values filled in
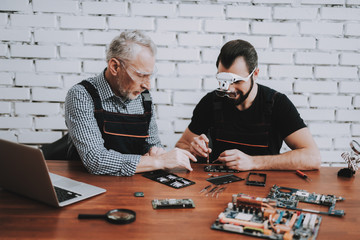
left=78, top=80, right=103, bottom=110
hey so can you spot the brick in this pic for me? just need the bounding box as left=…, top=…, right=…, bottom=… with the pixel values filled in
left=0, top=87, right=30, bottom=100
left=203, top=77, right=219, bottom=91
left=0, top=0, right=30, bottom=12
left=252, top=22, right=297, bottom=35
left=32, top=88, right=67, bottom=102
left=295, top=52, right=338, bottom=65
left=157, top=77, right=202, bottom=90
left=83, top=31, right=118, bottom=45
left=159, top=133, right=182, bottom=149
left=320, top=150, right=344, bottom=163
left=174, top=120, right=191, bottom=132
left=157, top=48, right=200, bottom=61
left=300, top=22, right=343, bottom=35
left=158, top=19, right=201, bottom=32
left=354, top=96, right=360, bottom=108
left=83, top=61, right=107, bottom=74
left=18, top=131, right=62, bottom=144
left=15, top=73, right=61, bottom=88
left=60, top=16, right=106, bottom=30
left=156, top=63, right=176, bottom=76
left=33, top=0, right=78, bottom=13
left=0, top=29, right=31, bottom=42
left=321, top=7, right=360, bottom=21
left=178, top=63, right=216, bottom=76
left=269, top=65, right=312, bottom=78
left=0, top=44, right=8, bottom=57
left=258, top=51, right=293, bottom=64
left=179, top=4, right=223, bottom=17
left=0, top=59, right=33, bottom=72
left=34, top=30, right=81, bottom=44
left=227, top=6, right=271, bottom=19
left=157, top=105, right=194, bottom=119
left=259, top=80, right=294, bottom=93
left=173, top=91, right=206, bottom=104
left=0, top=102, right=11, bottom=114
left=60, top=46, right=106, bottom=59
left=309, top=123, right=350, bottom=136
left=353, top=124, right=360, bottom=136
left=0, top=117, right=32, bottom=129
left=315, top=66, right=358, bottom=79
left=0, top=13, right=8, bottom=26
left=318, top=38, right=360, bottom=50
left=298, top=109, right=334, bottom=121
left=108, top=17, right=154, bottom=31
left=274, top=7, right=318, bottom=20
left=156, top=119, right=172, bottom=132
left=310, top=95, right=352, bottom=108
left=34, top=117, right=66, bottom=130
left=337, top=110, right=360, bottom=122
left=15, top=102, right=60, bottom=115
left=252, top=0, right=293, bottom=3
left=202, top=49, right=220, bottom=62
left=334, top=137, right=354, bottom=149
left=36, top=60, right=81, bottom=73
left=147, top=32, right=177, bottom=47
left=226, top=35, right=269, bottom=49
left=132, top=3, right=176, bottom=17
left=0, top=131, right=17, bottom=142
left=345, top=23, right=360, bottom=36
left=287, top=94, right=308, bottom=107
left=347, top=0, right=360, bottom=4
left=314, top=137, right=333, bottom=149
left=82, top=2, right=127, bottom=15
left=205, top=20, right=249, bottom=34
left=339, top=82, right=360, bottom=94
left=11, top=14, right=56, bottom=27
left=0, top=72, right=13, bottom=85
left=178, top=34, right=222, bottom=47
left=11, top=45, right=56, bottom=58
left=63, top=75, right=84, bottom=90
left=150, top=91, right=171, bottom=104
left=340, top=53, right=360, bottom=66
left=294, top=81, right=337, bottom=94
left=272, top=36, right=315, bottom=49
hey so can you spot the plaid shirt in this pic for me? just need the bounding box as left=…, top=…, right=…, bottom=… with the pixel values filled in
left=65, top=69, right=162, bottom=176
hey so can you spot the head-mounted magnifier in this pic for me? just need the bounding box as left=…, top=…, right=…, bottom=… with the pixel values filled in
left=215, top=67, right=257, bottom=98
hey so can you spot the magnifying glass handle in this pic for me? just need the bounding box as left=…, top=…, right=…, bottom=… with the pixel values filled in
left=78, top=214, right=106, bottom=219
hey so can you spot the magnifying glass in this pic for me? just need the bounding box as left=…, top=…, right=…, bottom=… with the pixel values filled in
left=78, top=209, right=136, bottom=224
left=350, top=140, right=360, bottom=155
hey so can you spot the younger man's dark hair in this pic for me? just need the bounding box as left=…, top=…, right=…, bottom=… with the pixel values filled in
left=216, top=39, right=258, bottom=73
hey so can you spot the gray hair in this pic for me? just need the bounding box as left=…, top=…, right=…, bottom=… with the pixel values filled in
left=106, top=30, right=157, bottom=62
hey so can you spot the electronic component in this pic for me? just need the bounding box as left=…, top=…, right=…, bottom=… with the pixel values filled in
left=204, top=165, right=240, bottom=173
left=151, top=199, right=195, bottom=209
left=206, top=174, right=244, bottom=185
left=142, top=170, right=195, bottom=189
left=267, top=185, right=345, bottom=217
left=211, top=193, right=322, bottom=240
left=246, top=172, right=266, bottom=187
left=134, top=192, right=144, bottom=197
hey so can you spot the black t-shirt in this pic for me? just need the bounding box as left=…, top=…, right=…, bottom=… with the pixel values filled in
left=188, top=84, right=306, bottom=156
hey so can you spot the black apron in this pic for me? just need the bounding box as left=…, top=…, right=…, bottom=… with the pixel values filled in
left=67, top=80, right=152, bottom=160
left=209, top=89, right=278, bottom=162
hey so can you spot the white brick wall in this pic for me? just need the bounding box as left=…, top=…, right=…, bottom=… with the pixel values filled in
left=0, top=1, right=359, bottom=166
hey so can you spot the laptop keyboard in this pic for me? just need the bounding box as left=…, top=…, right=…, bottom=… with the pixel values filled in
left=54, top=186, right=82, bottom=202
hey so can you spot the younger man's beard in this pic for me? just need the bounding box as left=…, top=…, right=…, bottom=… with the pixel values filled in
left=233, top=78, right=254, bottom=106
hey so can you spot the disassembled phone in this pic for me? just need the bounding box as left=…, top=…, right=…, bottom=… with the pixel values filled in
left=204, top=165, right=240, bottom=173
left=142, top=170, right=195, bottom=189
left=246, top=172, right=267, bottom=187
left=211, top=193, right=322, bottom=240
left=151, top=198, right=195, bottom=209
left=206, top=174, right=244, bottom=185
left=267, top=185, right=345, bottom=217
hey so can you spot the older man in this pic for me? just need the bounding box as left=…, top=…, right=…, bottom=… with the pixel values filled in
left=65, top=30, right=196, bottom=176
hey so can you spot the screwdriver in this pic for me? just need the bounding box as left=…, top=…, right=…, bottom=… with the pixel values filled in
left=296, top=170, right=312, bottom=182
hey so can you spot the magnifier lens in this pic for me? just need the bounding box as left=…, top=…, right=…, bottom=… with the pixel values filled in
left=78, top=209, right=136, bottom=225
left=350, top=140, right=360, bottom=155
left=107, top=209, right=135, bottom=222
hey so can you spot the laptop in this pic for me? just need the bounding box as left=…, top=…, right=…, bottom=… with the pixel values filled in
left=0, top=138, right=106, bottom=207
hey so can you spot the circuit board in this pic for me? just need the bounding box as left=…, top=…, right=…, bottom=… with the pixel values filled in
left=211, top=193, right=322, bottom=240
left=151, top=198, right=195, bottom=209
left=267, top=185, right=345, bottom=217
left=204, top=165, right=240, bottom=173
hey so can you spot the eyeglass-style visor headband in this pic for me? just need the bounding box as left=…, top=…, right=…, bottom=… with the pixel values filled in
left=216, top=67, right=257, bottom=91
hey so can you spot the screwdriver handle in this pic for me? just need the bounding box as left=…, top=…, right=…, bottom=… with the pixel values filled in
left=296, top=170, right=312, bottom=181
